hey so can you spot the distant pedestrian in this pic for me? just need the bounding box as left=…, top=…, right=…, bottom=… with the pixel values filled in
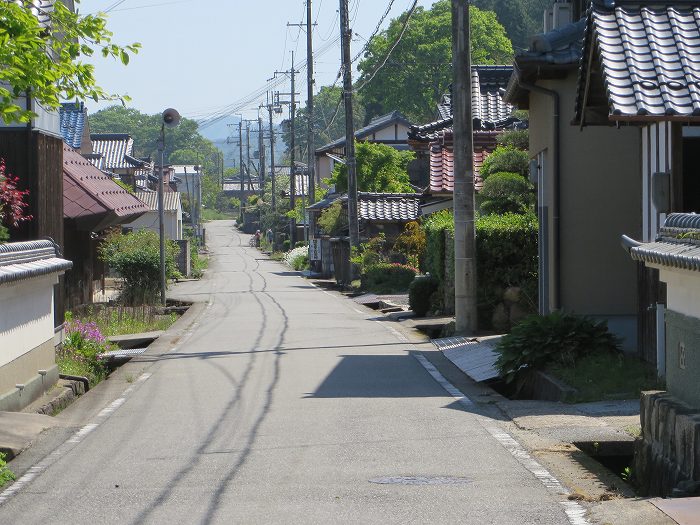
left=266, top=228, right=273, bottom=246
left=254, top=230, right=261, bottom=247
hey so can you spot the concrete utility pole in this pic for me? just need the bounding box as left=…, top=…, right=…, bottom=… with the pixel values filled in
left=306, top=0, right=316, bottom=203
left=275, top=55, right=300, bottom=243
left=290, top=51, right=297, bottom=244
left=245, top=120, right=252, bottom=190
left=452, top=0, right=478, bottom=333
left=238, top=120, right=244, bottom=215
left=267, top=100, right=277, bottom=211
left=257, top=116, right=266, bottom=197
left=340, top=0, right=359, bottom=250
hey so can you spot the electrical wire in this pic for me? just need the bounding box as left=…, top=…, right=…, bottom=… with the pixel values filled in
left=350, top=0, right=396, bottom=64
left=354, top=0, right=418, bottom=92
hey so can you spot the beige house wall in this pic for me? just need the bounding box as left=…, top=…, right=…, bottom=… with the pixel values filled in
left=528, top=71, right=642, bottom=347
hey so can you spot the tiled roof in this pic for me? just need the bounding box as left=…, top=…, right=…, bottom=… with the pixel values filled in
left=357, top=192, right=421, bottom=222
left=59, top=103, right=86, bottom=149
left=63, top=146, right=149, bottom=231
left=576, top=0, right=700, bottom=123
left=0, top=240, right=72, bottom=285
left=628, top=213, right=700, bottom=271
left=90, top=134, right=145, bottom=170
left=306, top=192, right=420, bottom=222
left=316, top=111, right=411, bottom=154
left=427, top=131, right=499, bottom=193
left=134, top=191, right=182, bottom=212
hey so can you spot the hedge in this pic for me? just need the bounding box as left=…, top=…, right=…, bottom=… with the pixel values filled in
left=362, top=263, right=418, bottom=293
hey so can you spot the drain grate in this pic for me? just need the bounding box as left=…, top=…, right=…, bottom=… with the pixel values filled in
left=369, top=476, right=471, bottom=485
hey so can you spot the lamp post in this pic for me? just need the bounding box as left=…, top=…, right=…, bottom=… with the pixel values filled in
left=158, top=108, right=181, bottom=305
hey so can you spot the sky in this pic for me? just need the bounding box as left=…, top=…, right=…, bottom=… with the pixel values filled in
left=83, top=0, right=435, bottom=140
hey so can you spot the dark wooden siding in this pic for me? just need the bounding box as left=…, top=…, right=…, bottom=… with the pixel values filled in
left=0, top=129, right=64, bottom=246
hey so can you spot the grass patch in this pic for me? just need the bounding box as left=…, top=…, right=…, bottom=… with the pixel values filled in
left=0, top=453, right=15, bottom=488
left=68, top=307, right=179, bottom=337
left=547, top=351, right=664, bottom=403
left=191, top=247, right=208, bottom=278
left=201, top=208, right=237, bottom=221
left=270, top=251, right=285, bottom=262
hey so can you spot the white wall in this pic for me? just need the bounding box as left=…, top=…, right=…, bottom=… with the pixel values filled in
left=657, top=266, right=700, bottom=318
left=124, top=210, right=181, bottom=240
left=0, top=274, right=56, bottom=369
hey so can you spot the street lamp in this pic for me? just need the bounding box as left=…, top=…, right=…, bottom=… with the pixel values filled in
left=158, top=108, right=181, bottom=305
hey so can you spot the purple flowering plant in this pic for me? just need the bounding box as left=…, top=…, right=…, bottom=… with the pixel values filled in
left=57, top=317, right=112, bottom=383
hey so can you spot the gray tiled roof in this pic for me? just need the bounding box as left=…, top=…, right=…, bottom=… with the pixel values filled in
left=357, top=192, right=420, bottom=222
left=134, top=191, right=182, bottom=212
left=90, top=134, right=145, bottom=170
left=577, top=0, right=700, bottom=121
left=316, top=111, right=411, bottom=154
left=59, top=103, right=86, bottom=149
left=627, top=213, right=700, bottom=271
left=0, top=240, right=72, bottom=285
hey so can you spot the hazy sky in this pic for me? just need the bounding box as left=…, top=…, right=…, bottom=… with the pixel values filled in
left=83, top=0, right=435, bottom=134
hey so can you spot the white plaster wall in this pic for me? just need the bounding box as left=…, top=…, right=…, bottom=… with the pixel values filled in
left=372, top=123, right=409, bottom=141
left=124, top=211, right=180, bottom=240
left=657, top=267, right=700, bottom=318
left=0, top=274, right=57, bottom=368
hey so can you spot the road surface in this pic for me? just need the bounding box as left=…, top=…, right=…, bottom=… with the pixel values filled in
left=0, top=221, right=579, bottom=524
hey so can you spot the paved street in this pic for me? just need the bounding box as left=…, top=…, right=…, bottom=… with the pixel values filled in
left=1, top=221, right=578, bottom=524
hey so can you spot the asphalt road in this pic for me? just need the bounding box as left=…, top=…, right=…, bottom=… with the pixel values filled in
left=0, top=221, right=576, bottom=524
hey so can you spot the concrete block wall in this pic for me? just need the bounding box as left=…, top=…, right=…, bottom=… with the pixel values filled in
left=636, top=391, right=700, bottom=496
left=174, top=239, right=191, bottom=278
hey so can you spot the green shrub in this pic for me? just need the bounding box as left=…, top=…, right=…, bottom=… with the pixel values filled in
left=409, top=275, right=439, bottom=317
left=0, top=224, right=7, bottom=243
left=0, top=452, right=15, bottom=488
left=478, top=172, right=535, bottom=215
left=422, top=209, right=454, bottom=282
left=99, top=230, right=179, bottom=305
left=497, top=129, right=529, bottom=150
left=317, top=201, right=347, bottom=235
left=392, top=221, right=426, bottom=269
left=476, top=212, right=538, bottom=325
left=282, top=239, right=291, bottom=251
left=295, top=241, right=307, bottom=248
left=481, top=145, right=529, bottom=179
left=352, top=233, right=387, bottom=273
left=495, top=312, right=621, bottom=384
left=362, top=262, right=418, bottom=293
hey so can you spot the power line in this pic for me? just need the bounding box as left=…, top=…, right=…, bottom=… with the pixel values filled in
left=354, top=0, right=418, bottom=93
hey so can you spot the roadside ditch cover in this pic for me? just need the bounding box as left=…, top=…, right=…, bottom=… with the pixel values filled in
left=369, top=476, right=471, bottom=485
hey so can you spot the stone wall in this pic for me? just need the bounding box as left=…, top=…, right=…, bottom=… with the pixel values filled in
left=636, top=390, right=700, bottom=496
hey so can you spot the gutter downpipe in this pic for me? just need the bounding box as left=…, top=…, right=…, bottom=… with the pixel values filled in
left=516, top=80, right=561, bottom=311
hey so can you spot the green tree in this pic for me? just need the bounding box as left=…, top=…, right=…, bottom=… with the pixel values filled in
left=478, top=172, right=535, bottom=215
left=327, top=141, right=415, bottom=193
left=473, top=0, right=552, bottom=52
left=0, top=1, right=139, bottom=124
left=480, top=146, right=529, bottom=179
left=357, top=2, right=513, bottom=122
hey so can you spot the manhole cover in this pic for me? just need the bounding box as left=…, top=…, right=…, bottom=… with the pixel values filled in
left=369, top=476, right=471, bottom=485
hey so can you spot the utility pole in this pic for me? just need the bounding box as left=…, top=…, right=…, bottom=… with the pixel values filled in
left=275, top=53, right=300, bottom=243
left=257, top=116, right=265, bottom=194
left=290, top=51, right=297, bottom=244
left=452, top=0, right=477, bottom=333
left=340, top=0, right=359, bottom=250
left=245, top=120, right=252, bottom=190
left=267, top=100, right=277, bottom=211
left=238, top=120, right=244, bottom=216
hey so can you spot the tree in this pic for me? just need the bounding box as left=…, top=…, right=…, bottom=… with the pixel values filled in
left=89, top=106, right=218, bottom=166
left=0, top=159, right=32, bottom=241
left=357, top=2, right=513, bottom=122
left=478, top=172, right=535, bottom=215
left=480, top=146, right=529, bottom=179
left=472, top=0, right=552, bottom=52
left=327, top=141, right=415, bottom=193
left=0, top=1, right=139, bottom=124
